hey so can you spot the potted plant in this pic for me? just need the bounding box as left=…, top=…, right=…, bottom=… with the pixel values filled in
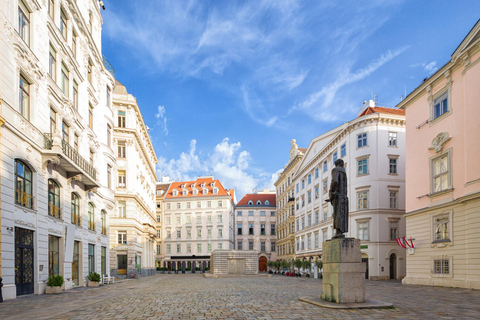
left=87, top=272, right=101, bottom=287
left=45, top=275, right=64, bottom=294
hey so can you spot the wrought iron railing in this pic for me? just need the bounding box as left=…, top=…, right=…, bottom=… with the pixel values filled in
left=101, top=226, right=107, bottom=235
left=48, top=203, right=62, bottom=219
left=72, top=213, right=81, bottom=226
left=89, top=220, right=95, bottom=231
left=43, top=134, right=96, bottom=180
left=15, top=189, right=35, bottom=209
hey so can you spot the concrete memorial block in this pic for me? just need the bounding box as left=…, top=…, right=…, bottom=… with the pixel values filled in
left=321, top=238, right=365, bottom=303
left=210, top=250, right=258, bottom=276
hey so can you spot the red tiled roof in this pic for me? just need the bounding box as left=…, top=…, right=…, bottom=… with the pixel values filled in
left=165, top=177, right=229, bottom=199
left=358, top=106, right=405, bottom=118
left=236, top=193, right=276, bottom=207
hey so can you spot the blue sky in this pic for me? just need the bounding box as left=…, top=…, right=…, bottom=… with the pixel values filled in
left=101, top=0, right=480, bottom=200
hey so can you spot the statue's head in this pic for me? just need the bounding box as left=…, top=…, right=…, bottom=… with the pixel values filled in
left=334, top=159, right=344, bottom=167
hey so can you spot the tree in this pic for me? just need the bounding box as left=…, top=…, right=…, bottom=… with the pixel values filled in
left=293, top=259, right=303, bottom=273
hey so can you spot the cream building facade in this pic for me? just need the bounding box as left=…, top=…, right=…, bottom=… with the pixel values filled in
left=235, top=190, right=277, bottom=271
left=162, top=177, right=235, bottom=271
left=109, top=80, right=157, bottom=277
left=155, top=178, right=171, bottom=268
left=274, top=140, right=305, bottom=262
left=293, top=102, right=407, bottom=280
left=0, top=0, right=114, bottom=299
left=398, top=21, right=480, bottom=289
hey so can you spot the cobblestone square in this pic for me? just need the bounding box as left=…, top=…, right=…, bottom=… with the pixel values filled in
left=0, top=274, right=479, bottom=319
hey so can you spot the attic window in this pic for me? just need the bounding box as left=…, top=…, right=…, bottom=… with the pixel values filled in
left=248, top=200, right=253, bottom=206
left=213, top=188, right=218, bottom=194
left=201, top=183, right=205, bottom=187
left=256, top=200, right=262, bottom=206
left=265, top=200, right=270, bottom=205
left=172, top=190, right=178, bottom=196
left=182, top=190, right=187, bottom=196
left=203, top=188, right=208, bottom=195
left=193, top=189, right=198, bottom=195
left=210, top=182, right=215, bottom=187
left=191, top=184, right=195, bottom=188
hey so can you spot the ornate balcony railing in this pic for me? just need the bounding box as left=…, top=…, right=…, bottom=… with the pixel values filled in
left=15, top=189, right=35, bottom=209
left=101, top=226, right=107, bottom=235
left=88, top=221, right=95, bottom=231
left=72, top=213, right=81, bottom=226
left=43, top=134, right=97, bottom=181
left=48, top=203, right=62, bottom=219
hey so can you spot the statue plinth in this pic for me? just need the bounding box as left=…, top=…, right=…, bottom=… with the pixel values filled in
left=321, top=238, right=365, bottom=304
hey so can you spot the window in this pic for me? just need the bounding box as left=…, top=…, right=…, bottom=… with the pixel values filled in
left=249, top=241, right=254, bottom=250
left=433, top=91, right=449, bottom=120
left=89, top=104, right=93, bottom=129
left=434, top=259, right=449, bottom=274
left=388, top=132, right=397, bottom=147
left=271, top=224, right=275, bottom=235
left=260, top=211, right=266, bottom=216
left=207, top=201, right=211, bottom=208
left=62, top=121, right=69, bottom=143
left=296, top=219, right=299, bottom=231
left=72, top=32, right=77, bottom=58
left=156, top=229, right=161, bottom=238
left=301, top=216, right=305, bottom=229
left=301, top=195, right=305, bottom=207
left=118, top=141, right=126, bottom=158
left=389, top=190, right=398, bottom=209
left=177, top=230, right=181, bottom=238
left=166, top=244, right=171, bottom=254
left=308, top=174, right=311, bottom=184
left=315, top=185, right=319, bottom=199
left=323, top=179, right=328, bottom=194
left=314, top=210, right=319, bottom=224
left=48, top=179, right=61, bottom=218
left=357, top=133, right=367, bottom=148
left=271, top=241, right=276, bottom=252
left=260, top=224, right=266, bottom=235
left=88, top=11, right=93, bottom=33
left=48, top=235, right=60, bottom=276
left=357, top=191, right=368, bottom=210
left=314, top=233, right=319, bottom=248
left=197, top=229, right=201, bottom=238
left=389, top=221, right=398, bottom=241
left=187, top=243, right=191, bottom=253
left=15, top=160, right=34, bottom=209
left=207, top=243, right=212, bottom=253
left=118, top=170, right=126, bottom=188
left=333, top=151, right=338, bottom=163
left=323, top=206, right=327, bottom=221
left=60, top=9, right=67, bottom=39
left=307, top=214, right=311, bottom=227
left=88, top=244, right=95, bottom=274
left=270, top=211, right=275, bottom=216
left=177, top=244, right=181, bottom=253
left=187, top=202, right=191, bottom=209
left=118, top=231, right=127, bottom=244
left=323, top=160, right=327, bottom=172
left=207, top=215, right=212, bottom=223
left=196, top=215, right=201, bottom=224
left=186, top=214, right=191, bottom=223
left=389, top=158, right=398, bottom=174
left=71, top=193, right=80, bottom=225
left=432, top=153, right=450, bottom=193
left=249, top=223, right=254, bottom=235
left=61, top=63, right=69, bottom=96
left=237, top=211, right=243, bottom=216
left=218, top=243, right=223, bottom=250
left=19, top=75, right=30, bottom=120
left=357, top=221, right=369, bottom=240
left=218, top=200, right=222, bottom=207
left=176, top=216, right=181, bottom=224
left=107, top=165, right=111, bottom=189
left=357, top=158, right=368, bottom=176
left=296, top=183, right=299, bottom=193
left=166, top=230, right=171, bottom=239
left=307, top=234, right=311, bottom=249
left=18, top=1, right=30, bottom=45
left=322, top=229, right=328, bottom=242
left=87, top=59, right=93, bottom=83
left=341, top=143, right=346, bottom=158
left=248, top=211, right=254, bottom=216
left=118, top=111, right=126, bottom=127
left=434, top=215, right=449, bottom=241
left=217, top=214, right=223, bottom=223
left=196, top=244, right=201, bottom=253
left=106, top=86, right=111, bottom=107
left=218, top=228, right=223, bottom=238
left=118, top=201, right=126, bottom=218
left=156, top=244, right=161, bottom=255
left=237, top=241, right=243, bottom=250
left=237, top=223, right=243, bottom=235
left=302, top=179, right=305, bottom=189
left=107, top=125, right=111, bottom=148
left=88, top=202, right=95, bottom=230
left=48, top=0, right=54, bottom=19
left=197, top=201, right=201, bottom=208
left=49, top=108, right=56, bottom=134
left=207, top=229, right=212, bottom=238
left=261, top=241, right=266, bottom=252
left=73, top=133, right=79, bottom=153
left=307, top=191, right=311, bottom=203
left=315, top=167, right=319, bottom=179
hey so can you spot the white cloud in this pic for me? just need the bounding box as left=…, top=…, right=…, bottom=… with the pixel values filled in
left=410, top=61, right=438, bottom=75
left=156, top=138, right=273, bottom=198
left=155, top=105, right=168, bottom=135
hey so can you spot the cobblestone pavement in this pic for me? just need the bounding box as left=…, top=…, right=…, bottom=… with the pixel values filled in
left=0, top=274, right=479, bottom=320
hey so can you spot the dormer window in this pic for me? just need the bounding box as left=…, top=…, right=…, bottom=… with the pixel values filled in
left=265, top=200, right=270, bottom=205
left=191, top=183, right=195, bottom=188
left=210, top=182, right=216, bottom=187
left=182, top=190, right=188, bottom=196
left=193, top=189, right=198, bottom=195
left=213, top=188, right=218, bottom=194
left=203, top=188, right=208, bottom=195
left=256, top=200, right=262, bottom=206
left=248, top=200, right=254, bottom=206
left=172, top=190, right=178, bottom=196
left=201, top=183, right=205, bottom=187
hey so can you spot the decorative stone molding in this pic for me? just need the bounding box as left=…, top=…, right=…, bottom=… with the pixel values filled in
left=428, top=132, right=451, bottom=153
left=48, top=228, right=63, bottom=236
left=14, top=220, right=35, bottom=228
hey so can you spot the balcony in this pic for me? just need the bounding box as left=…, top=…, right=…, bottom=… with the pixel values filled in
left=72, top=213, right=81, bottom=226
left=15, top=189, right=35, bottom=210
left=48, top=203, right=62, bottom=219
left=43, top=134, right=99, bottom=190
left=88, top=221, right=95, bottom=231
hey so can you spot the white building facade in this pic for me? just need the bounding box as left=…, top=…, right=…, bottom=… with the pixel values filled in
left=293, top=102, right=407, bottom=280
left=0, top=0, right=114, bottom=299
left=235, top=191, right=277, bottom=272
left=162, top=177, right=235, bottom=271
left=109, top=80, right=158, bottom=277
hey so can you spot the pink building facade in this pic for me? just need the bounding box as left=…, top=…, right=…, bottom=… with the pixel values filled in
left=398, top=20, right=480, bottom=289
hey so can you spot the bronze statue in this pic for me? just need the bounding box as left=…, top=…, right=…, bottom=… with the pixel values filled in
left=327, top=159, right=349, bottom=238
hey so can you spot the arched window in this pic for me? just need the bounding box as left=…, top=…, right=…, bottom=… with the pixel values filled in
left=88, top=202, right=95, bottom=231
left=48, top=179, right=61, bottom=218
left=265, top=200, right=270, bottom=205
left=71, top=193, right=80, bottom=225
left=248, top=200, right=253, bottom=206
left=15, top=160, right=34, bottom=209
left=256, top=200, right=262, bottom=206
left=101, top=210, right=107, bottom=235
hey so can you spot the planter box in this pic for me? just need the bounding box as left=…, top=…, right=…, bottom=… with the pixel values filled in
left=88, top=281, right=100, bottom=287
left=45, top=286, right=62, bottom=294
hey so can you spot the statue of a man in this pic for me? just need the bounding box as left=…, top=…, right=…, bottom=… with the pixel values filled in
left=327, top=159, right=349, bottom=238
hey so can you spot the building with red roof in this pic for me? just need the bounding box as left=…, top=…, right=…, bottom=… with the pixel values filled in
left=235, top=190, right=277, bottom=271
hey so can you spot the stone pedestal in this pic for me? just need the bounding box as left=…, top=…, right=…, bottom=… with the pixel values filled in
left=321, top=238, right=365, bottom=303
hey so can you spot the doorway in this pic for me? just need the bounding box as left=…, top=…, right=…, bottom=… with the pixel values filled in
left=259, top=256, right=267, bottom=272
left=72, top=241, right=80, bottom=286
left=15, top=227, right=34, bottom=296
left=390, top=253, right=397, bottom=279
left=361, top=254, right=369, bottom=279
left=117, top=254, right=127, bottom=275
